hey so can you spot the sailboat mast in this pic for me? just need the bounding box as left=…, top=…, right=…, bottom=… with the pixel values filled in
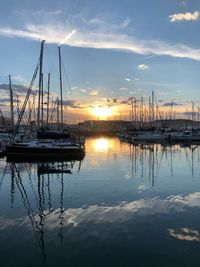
left=37, top=40, right=45, bottom=128
left=46, top=72, right=50, bottom=125
left=57, top=98, right=60, bottom=125
left=9, top=75, right=14, bottom=131
left=41, top=73, right=44, bottom=128
left=152, top=91, right=155, bottom=127
left=58, top=46, right=64, bottom=127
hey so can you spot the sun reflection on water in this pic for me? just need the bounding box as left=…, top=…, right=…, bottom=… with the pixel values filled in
left=93, top=138, right=113, bottom=152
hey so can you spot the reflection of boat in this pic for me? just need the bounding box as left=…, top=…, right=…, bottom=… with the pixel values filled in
left=37, top=162, right=73, bottom=176
left=7, top=158, right=81, bottom=263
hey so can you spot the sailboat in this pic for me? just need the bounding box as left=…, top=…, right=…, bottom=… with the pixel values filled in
left=6, top=41, right=85, bottom=160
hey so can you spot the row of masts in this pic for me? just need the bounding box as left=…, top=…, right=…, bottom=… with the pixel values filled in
left=37, top=41, right=64, bottom=129
left=127, top=91, right=200, bottom=128
left=6, top=41, right=65, bottom=137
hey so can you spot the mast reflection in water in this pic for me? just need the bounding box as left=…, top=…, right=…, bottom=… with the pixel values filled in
left=1, top=137, right=200, bottom=267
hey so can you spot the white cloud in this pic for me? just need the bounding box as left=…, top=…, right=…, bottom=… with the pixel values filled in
left=1, top=16, right=200, bottom=61
left=12, top=74, right=24, bottom=82
left=121, top=17, right=131, bottom=28
left=79, top=88, right=87, bottom=93
left=30, top=192, right=200, bottom=230
left=119, top=87, right=128, bottom=90
left=89, top=89, right=99, bottom=96
left=169, top=11, right=200, bottom=22
left=138, top=64, right=149, bottom=70
left=125, top=78, right=131, bottom=82
left=169, top=228, right=200, bottom=242
left=71, top=86, right=79, bottom=90
left=181, top=1, right=187, bottom=6
left=59, top=29, right=76, bottom=45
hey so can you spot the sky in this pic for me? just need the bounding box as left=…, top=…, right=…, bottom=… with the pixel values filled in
left=1, top=0, right=200, bottom=122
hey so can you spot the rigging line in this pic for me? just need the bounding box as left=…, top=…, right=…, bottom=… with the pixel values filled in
left=47, top=174, right=52, bottom=212
left=155, top=146, right=165, bottom=178
left=48, top=98, right=58, bottom=125
left=163, top=148, right=172, bottom=174
left=25, top=92, right=37, bottom=131
left=12, top=55, right=40, bottom=141
left=13, top=164, right=47, bottom=261
left=58, top=171, right=65, bottom=242
left=184, top=147, right=193, bottom=172
left=61, top=56, right=73, bottom=97
left=24, top=163, right=39, bottom=208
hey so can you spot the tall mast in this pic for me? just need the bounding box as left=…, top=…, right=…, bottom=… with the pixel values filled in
left=58, top=46, right=64, bottom=127
left=134, top=99, right=137, bottom=127
left=140, top=97, right=143, bottom=128
left=131, top=99, right=133, bottom=123
left=9, top=75, right=14, bottom=131
left=57, top=98, right=60, bottom=125
left=152, top=91, right=155, bottom=127
left=41, top=73, right=44, bottom=128
left=46, top=72, right=50, bottom=125
left=37, top=40, right=45, bottom=128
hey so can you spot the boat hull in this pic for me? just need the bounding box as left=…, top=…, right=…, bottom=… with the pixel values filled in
left=6, top=144, right=85, bottom=162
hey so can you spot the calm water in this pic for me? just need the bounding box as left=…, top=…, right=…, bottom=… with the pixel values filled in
left=1, top=137, right=200, bottom=266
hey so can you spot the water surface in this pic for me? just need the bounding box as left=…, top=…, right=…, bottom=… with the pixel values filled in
left=1, top=137, right=200, bottom=266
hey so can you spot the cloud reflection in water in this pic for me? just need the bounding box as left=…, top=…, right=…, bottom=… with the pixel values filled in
left=31, top=192, right=200, bottom=230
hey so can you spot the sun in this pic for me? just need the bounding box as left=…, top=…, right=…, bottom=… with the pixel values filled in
left=91, top=106, right=112, bottom=119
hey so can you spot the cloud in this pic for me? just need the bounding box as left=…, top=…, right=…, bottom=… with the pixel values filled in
left=169, top=228, right=200, bottom=242
left=121, top=17, right=131, bottom=28
left=121, top=96, right=136, bottom=104
left=71, top=86, right=79, bottom=90
left=138, top=64, right=149, bottom=70
left=2, top=16, right=200, bottom=61
left=119, top=87, right=128, bottom=91
left=89, top=89, right=99, bottom=96
left=125, top=78, right=131, bottom=82
left=30, top=192, right=200, bottom=230
left=0, top=83, right=29, bottom=94
left=33, top=10, right=62, bottom=16
left=79, top=88, right=87, bottom=93
left=0, top=98, right=18, bottom=103
left=59, top=29, right=76, bottom=46
left=181, top=1, right=187, bottom=6
left=12, top=74, right=25, bottom=82
left=62, top=100, right=76, bottom=106
left=162, top=101, right=183, bottom=107
left=169, top=11, right=200, bottom=22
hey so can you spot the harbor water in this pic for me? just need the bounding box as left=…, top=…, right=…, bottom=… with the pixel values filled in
left=1, top=137, right=200, bottom=266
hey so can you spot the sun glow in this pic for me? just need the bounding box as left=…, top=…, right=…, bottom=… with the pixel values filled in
left=91, top=106, right=112, bottom=119
left=93, top=138, right=113, bottom=152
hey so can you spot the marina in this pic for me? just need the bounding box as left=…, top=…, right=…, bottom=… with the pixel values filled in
left=1, top=0, right=200, bottom=266
left=1, top=137, right=200, bottom=266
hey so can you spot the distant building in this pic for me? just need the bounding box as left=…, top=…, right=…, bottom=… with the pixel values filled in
left=78, top=119, right=200, bottom=135
left=78, top=120, right=132, bottom=134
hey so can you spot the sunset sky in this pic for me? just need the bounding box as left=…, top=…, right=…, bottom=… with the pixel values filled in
left=1, top=0, right=200, bottom=122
